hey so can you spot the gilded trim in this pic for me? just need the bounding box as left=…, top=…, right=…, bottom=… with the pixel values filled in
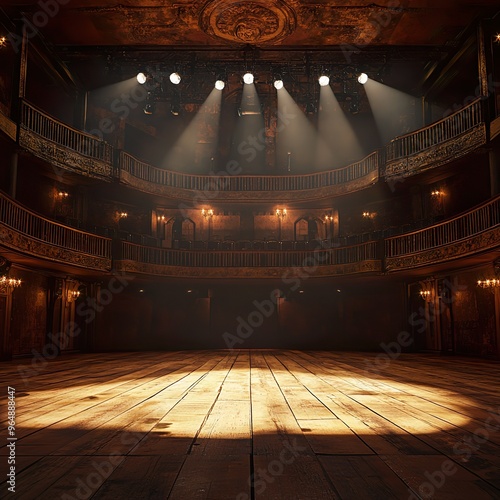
left=0, top=224, right=111, bottom=271
left=120, top=169, right=379, bottom=202
left=115, top=259, right=382, bottom=278
left=19, top=128, right=113, bottom=180
left=385, top=125, right=486, bottom=180
left=385, top=226, right=500, bottom=271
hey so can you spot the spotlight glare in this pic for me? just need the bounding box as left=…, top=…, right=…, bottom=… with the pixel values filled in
left=215, top=80, right=225, bottom=90
left=243, top=72, right=254, bottom=84
left=170, top=72, right=181, bottom=85
left=318, top=75, right=330, bottom=87
left=137, top=72, right=147, bottom=84
left=274, top=79, right=284, bottom=90
left=358, top=73, right=368, bottom=85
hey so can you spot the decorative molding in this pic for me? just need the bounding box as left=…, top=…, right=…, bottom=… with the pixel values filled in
left=200, top=0, right=296, bottom=45
left=385, top=124, right=486, bottom=180
left=115, top=259, right=381, bottom=279
left=0, top=224, right=111, bottom=271
left=120, top=169, right=378, bottom=202
left=19, top=128, right=113, bottom=180
left=0, top=110, right=16, bottom=141
left=385, top=226, right=500, bottom=271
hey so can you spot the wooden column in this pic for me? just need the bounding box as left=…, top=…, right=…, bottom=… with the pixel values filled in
left=10, top=22, right=28, bottom=125
left=0, top=293, right=13, bottom=360
left=489, top=145, right=500, bottom=196
left=8, top=151, right=18, bottom=199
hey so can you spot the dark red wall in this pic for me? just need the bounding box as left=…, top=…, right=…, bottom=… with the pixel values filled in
left=91, top=281, right=407, bottom=351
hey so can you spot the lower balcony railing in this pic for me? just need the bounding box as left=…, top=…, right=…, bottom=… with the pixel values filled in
left=1, top=190, right=499, bottom=276
left=0, top=191, right=112, bottom=271
left=385, top=196, right=500, bottom=270
left=115, top=240, right=382, bottom=278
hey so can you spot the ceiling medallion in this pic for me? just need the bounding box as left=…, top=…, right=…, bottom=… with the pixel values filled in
left=200, top=0, right=296, bottom=45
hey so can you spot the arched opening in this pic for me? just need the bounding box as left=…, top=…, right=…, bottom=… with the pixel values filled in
left=294, top=216, right=325, bottom=241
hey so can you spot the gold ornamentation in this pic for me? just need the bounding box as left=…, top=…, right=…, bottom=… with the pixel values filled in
left=385, top=125, right=486, bottom=179
left=19, top=129, right=113, bottom=180
left=0, top=225, right=111, bottom=271
left=200, top=0, right=296, bottom=45
left=385, top=226, right=500, bottom=271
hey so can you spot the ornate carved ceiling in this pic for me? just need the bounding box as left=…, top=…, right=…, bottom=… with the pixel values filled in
left=0, top=1, right=498, bottom=48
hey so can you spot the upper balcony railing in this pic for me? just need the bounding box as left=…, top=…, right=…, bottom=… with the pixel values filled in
left=20, top=101, right=113, bottom=164
left=8, top=97, right=488, bottom=197
left=386, top=98, right=483, bottom=163
left=385, top=195, right=500, bottom=258
left=0, top=191, right=112, bottom=263
left=120, top=150, right=379, bottom=193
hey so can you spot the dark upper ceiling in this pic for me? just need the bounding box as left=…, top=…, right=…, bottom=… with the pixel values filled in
left=0, top=0, right=499, bottom=48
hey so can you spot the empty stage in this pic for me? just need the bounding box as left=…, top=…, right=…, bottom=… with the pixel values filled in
left=2, top=350, right=500, bottom=499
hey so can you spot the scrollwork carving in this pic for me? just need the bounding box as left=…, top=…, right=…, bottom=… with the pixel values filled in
left=19, top=129, right=113, bottom=180
left=200, top=0, right=296, bottom=45
left=385, top=125, right=486, bottom=179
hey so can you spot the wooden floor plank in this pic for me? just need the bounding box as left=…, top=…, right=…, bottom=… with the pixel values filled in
left=1, top=350, right=500, bottom=499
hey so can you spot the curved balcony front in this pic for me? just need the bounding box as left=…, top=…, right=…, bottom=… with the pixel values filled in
left=0, top=191, right=112, bottom=271
left=385, top=196, right=500, bottom=271
left=119, top=151, right=379, bottom=203
left=8, top=98, right=488, bottom=203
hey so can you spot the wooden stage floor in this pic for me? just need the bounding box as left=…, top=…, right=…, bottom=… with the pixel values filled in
left=2, top=350, right=500, bottom=499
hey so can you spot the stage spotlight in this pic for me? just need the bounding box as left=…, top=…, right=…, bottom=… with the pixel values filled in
left=137, top=72, right=147, bottom=84
left=319, top=75, right=330, bottom=87
left=143, top=93, right=155, bottom=114
left=171, top=102, right=180, bottom=116
left=274, top=79, right=284, bottom=90
left=358, top=73, right=368, bottom=85
left=215, top=79, right=225, bottom=90
left=305, top=102, right=316, bottom=114
left=170, top=72, right=181, bottom=85
left=243, top=72, right=254, bottom=84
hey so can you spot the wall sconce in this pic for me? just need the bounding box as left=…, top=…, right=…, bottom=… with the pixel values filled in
left=275, top=208, right=287, bottom=219
left=0, top=276, right=21, bottom=294
left=477, top=279, right=500, bottom=289
left=157, top=215, right=166, bottom=223
left=419, top=280, right=434, bottom=303
left=477, top=260, right=500, bottom=291
left=201, top=209, right=214, bottom=219
left=362, top=211, right=375, bottom=219
left=0, top=37, right=6, bottom=48
left=119, top=212, right=128, bottom=219
left=57, top=191, right=69, bottom=199
left=67, top=290, right=81, bottom=303
left=431, top=190, right=444, bottom=197
left=324, top=214, right=334, bottom=223
left=495, top=33, right=500, bottom=44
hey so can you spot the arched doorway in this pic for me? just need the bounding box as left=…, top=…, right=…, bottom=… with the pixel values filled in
left=294, top=216, right=325, bottom=241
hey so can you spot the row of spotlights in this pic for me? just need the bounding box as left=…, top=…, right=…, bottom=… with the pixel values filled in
left=137, top=72, right=182, bottom=85
left=138, top=71, right=369, bottom=89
